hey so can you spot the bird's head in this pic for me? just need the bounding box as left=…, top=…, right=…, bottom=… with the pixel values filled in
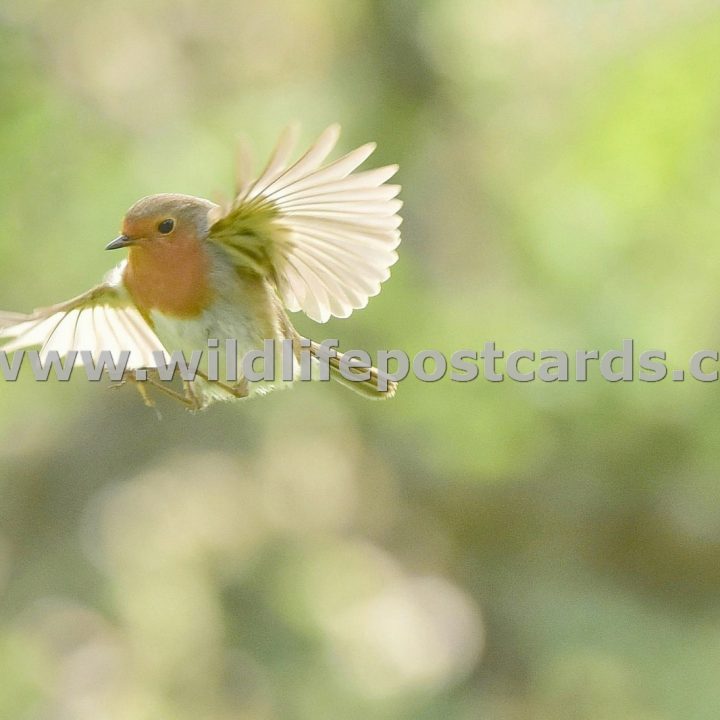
left=106, top=194, right=220, bottom=252
left=107, top=194, right=222, bottom=316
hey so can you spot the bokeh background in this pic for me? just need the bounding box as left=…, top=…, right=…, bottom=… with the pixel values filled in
left=2, top=1, right=720, bottom=718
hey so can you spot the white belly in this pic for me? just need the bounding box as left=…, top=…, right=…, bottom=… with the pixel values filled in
left=148, top=257, right=292, bottom=403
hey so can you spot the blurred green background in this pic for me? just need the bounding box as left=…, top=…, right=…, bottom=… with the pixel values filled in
left=2, top=1, right=720, bottom=718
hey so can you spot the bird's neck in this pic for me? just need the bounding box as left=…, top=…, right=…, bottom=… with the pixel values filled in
left=123, top=240, right=214, bottom=319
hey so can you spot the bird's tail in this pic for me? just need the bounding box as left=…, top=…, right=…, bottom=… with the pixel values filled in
left=304, top=339, right=396, bottom=400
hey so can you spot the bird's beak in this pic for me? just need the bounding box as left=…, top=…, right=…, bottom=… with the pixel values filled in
left=105, top=235, right=134, bottom=251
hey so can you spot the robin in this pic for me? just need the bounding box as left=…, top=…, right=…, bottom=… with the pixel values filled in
left=0, top=125, right=402, bottom=409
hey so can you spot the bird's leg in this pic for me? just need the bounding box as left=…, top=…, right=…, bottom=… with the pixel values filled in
left=233, top=377, right=250, bottom=398
left=182, top=380, right=203, bottom=410
left=109, top=369, right=246, bottom=407
left=109, top=369, right=202, bottom=410
left=140, top=372, right=203, bottom=411
left=194, top=369, right=249, bottom=399
left=134, top=380, right=156, bottom=408
left=109, top=370, right=156, bottom=408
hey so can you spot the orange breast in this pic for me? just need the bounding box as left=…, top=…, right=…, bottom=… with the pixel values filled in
left=123, top=236, right=214, bottom=319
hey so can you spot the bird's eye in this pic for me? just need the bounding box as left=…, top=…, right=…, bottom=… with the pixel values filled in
left=157, top=218, right=175, bottom=234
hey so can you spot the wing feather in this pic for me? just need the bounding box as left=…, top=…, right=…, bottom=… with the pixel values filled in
left=209, top=125, right=401, bottom=323
left=246, top=124, right=341, bottom=202
left=0, top=280, right=168, bottom=370
left=239, top=124, right=300, bottom=205
left=261, top=142, right=376, bottom=203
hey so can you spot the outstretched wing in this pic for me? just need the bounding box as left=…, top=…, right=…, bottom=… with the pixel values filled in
left=208, top=124, right=402, bottom=323
left=0, top=273, right=168, bottom=369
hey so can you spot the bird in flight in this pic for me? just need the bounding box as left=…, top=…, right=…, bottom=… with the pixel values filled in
left=0, top=125, right=402, bottom=409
